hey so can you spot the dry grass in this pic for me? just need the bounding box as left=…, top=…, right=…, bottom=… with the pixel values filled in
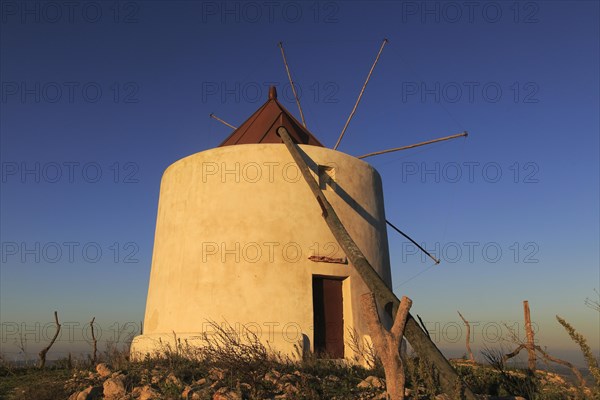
left=0, top=319, right=597, bottom=399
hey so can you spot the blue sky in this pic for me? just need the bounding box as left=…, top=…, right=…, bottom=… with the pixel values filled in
left=1, top=1, right=598, bottom=366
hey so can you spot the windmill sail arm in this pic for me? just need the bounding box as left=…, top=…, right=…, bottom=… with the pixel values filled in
left=357, top=131, right=468, bottom=159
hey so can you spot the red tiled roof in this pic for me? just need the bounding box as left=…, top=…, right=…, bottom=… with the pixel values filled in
left=219, top=86, right=324, bottom=147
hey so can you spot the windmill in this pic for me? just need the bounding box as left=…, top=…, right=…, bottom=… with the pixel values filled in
left=132, top=39, right=473, bottom=398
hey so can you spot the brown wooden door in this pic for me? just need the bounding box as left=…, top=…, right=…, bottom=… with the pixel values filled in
left=313, top=277, right=344, bottom=358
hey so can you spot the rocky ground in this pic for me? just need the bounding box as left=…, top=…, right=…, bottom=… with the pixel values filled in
left=29, top=361, right=583, bottom=400
left=63, top=362, right=394, bottom=400
left=1, top=356, right=592, bottom=399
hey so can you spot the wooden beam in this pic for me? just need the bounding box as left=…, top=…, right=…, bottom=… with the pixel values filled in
left=209, top=113, right=237, bottom=130
left=278, top=41, right=307, bottom=128
left=276, top=126, right=476, bottom=399
left=334, top=38, right=388, bottom=150
left=523, top=300, right=536, bottom=371
left=357, top=131, right=468, bottom=159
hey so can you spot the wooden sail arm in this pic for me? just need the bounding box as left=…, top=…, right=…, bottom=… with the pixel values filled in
left=210, top=113, right=237, bottom=130
left=334, top=39, right=388, bottom=150
left=279, top=41, right=307, bottom=128
left=357, top=131, right=468, bottom=159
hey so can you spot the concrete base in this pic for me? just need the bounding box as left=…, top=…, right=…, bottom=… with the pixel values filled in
left=130, top=329, right=309, bottom=361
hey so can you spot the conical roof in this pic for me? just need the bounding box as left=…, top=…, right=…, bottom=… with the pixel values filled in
left=219, top=86, right=324, bottom=147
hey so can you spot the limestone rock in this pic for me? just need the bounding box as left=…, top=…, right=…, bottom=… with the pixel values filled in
left=95, top=363, right=112, bottom=378
left=151, top=368, right=161, bottom=384
left=132, top=385, right=159, bottom=400
left=282, top=382, right=299, bottom=396
left=166, top=372, right=182, bottom=386
left=209, top=367, right=226, bottom=381
left=357, top=375, right=385, bottom=389
left=194, top=378, right=207, bottom=386
left=103, top=376, right=126, bottom=399
left=264, top=369, right=281, bottom=385
left=212, top=386, right=242, bottom=400
left=182, top=382, right=211, bottom=399
left=68, top=386, right=103, bottom=400
left=181, top=385, right=192, bottom=398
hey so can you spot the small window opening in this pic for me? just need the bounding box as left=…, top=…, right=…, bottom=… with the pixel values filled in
left=318, top=165, right=336, bottom=190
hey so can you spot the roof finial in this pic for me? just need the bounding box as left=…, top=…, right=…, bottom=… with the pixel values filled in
left=269, top=86, right=277, bottom=100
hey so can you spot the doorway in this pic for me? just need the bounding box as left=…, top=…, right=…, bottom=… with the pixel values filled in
left=312, top=276, right=344, bottom=358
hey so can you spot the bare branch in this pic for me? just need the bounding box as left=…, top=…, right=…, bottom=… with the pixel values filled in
left=457, top=311, right=475, bottom=362
left=391, top=297, right=412, bottom=339
left=360, top=293, right=386, bottom=348
left=90, top=317, right=98, bottom=364
left=38, top=311, right=61, bottom=369
left=17, top=331, right=27, bottom=357
left=534, top=345, right=586, bottom=390
left=361, top=293, right=412, bottom=400
left=502, top=344, right=526, bottom=363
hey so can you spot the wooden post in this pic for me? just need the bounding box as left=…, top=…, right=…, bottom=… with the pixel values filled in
left=457, top=311, right=475, bottom=362
left=276, top=126, right=476, bottom=400
left=90, top=317, right=98, bottom=364
left=523, top=301, right=536, bottom=371
left=362, top=294, right=412, bottom=400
